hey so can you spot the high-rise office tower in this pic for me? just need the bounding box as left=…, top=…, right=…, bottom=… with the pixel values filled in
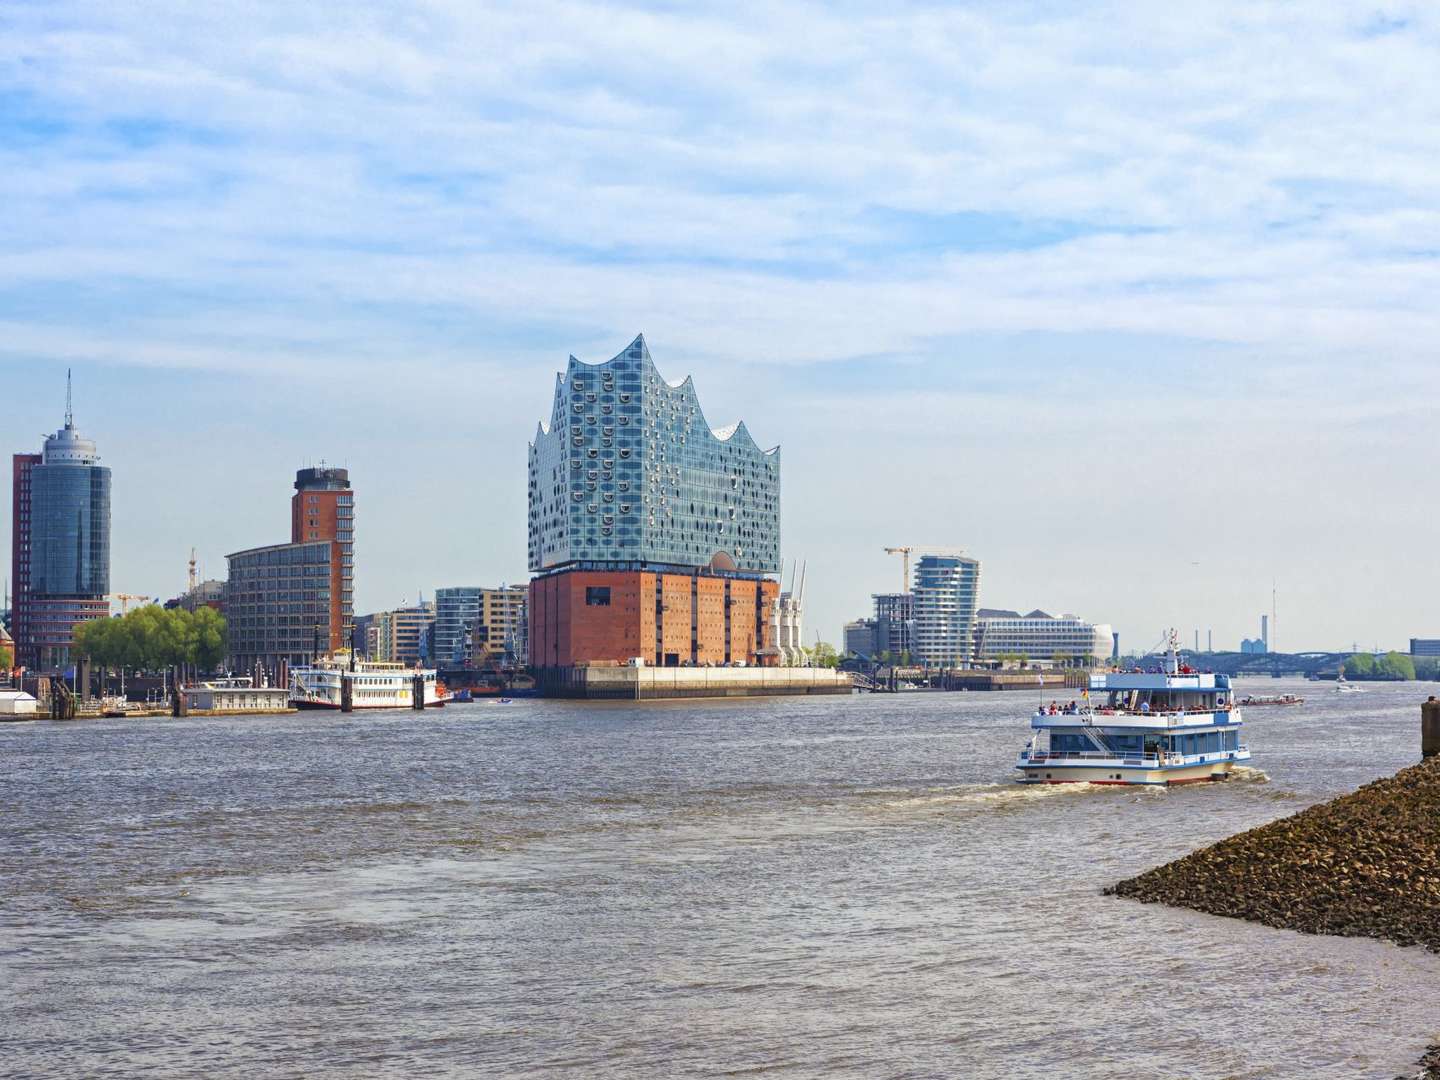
left=527, top=335, right=781, bottom=671
left=11, top=376, right=111, bottom=670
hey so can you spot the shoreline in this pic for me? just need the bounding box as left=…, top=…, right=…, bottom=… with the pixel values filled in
left=1106, top=754, right=1440, bottom=1076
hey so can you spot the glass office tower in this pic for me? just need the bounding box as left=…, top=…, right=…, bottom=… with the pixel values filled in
left=19, top=398, right=112, bottom=670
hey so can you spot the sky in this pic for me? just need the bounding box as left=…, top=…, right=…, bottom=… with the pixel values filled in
left=2, top=0, right=1438, bottom=654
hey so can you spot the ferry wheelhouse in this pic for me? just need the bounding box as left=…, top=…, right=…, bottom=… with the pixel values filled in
left=1016, top=635, right=1249, bottom=786
left=289, top=653, right=449, bottom=710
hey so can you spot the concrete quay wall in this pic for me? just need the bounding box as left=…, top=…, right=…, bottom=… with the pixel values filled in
left=537, top=666, right=854, bottom=700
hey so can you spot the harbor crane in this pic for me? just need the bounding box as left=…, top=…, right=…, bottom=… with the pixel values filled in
left=883, top=546, right=914, bottom=594
left=108, top=593, right=151, bottom=615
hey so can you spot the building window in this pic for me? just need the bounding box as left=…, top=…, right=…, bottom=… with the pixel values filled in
left=586, top=586, right=612, bottom=606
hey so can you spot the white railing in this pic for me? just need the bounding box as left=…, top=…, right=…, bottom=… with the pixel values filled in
left=1021, top=749, right=1245, bottom=765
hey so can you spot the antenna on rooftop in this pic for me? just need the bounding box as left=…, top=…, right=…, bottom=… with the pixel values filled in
left=65, top=368, right=73, bottom=428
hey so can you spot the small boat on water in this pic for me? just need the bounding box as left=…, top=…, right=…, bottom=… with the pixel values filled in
left=288, top=652, right=449, bottom=710
left=1335, top=670, right=1364, bottom=694
left=1016, top=631, right=1250, bottom=786
left=1238, top=693, right=1303, bottom=707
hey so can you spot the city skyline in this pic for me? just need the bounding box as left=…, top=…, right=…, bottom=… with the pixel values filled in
left=0, top=372, right=1415, bottom=659
left=4, top=4, right=1439, bottom=652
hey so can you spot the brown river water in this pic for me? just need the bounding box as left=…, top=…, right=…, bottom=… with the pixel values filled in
left=2, top=678, right=1438, bottom=1078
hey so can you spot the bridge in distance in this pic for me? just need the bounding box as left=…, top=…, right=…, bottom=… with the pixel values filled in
left=1178, top=651, right=1350, bottom=678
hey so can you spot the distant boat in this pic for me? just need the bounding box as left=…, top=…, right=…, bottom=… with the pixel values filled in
left=1335, top=670, right=1364, bottom=694
left=289, top=652, right=449, bottom=709
left=1238, top=693, right=1304, bottom=707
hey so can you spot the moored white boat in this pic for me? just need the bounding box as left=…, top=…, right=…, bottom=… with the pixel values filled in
left=289, top=652, right=449, bottom=710
left=1015, top=631, right=1250, bottom=786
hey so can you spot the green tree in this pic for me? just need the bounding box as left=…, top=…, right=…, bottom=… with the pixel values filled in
left=71, top=606, right=229, bottom=682
left=1376, top=651, right=1415, bottom=680
left=0, top=641, right=12, bottom=671
left=192, top=607, right=228, bottom=672
left=1343, top=653, right=1376, bottom=678
left=811, top=641, right=840, bottom=668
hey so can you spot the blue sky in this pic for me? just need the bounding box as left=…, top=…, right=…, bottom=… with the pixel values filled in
left=2, top=1, right=1439, bottom=652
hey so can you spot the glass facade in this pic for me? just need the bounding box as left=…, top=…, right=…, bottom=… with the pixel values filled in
left=529, top=335, right=780, bottom=576
left=974, top=610, right=1114, bottom=663
left=29, top=464, right=110, bottom=596
left=434, top=587, right=482, bottom=666
left=14, top=406, right=112, bottom=670
left=912, top=554, right=982, bottom=669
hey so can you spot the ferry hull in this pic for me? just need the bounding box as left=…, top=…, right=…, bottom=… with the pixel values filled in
left=292, top=699, right=448, bottom=710
left=1017, top=760, right=1243, bottom=786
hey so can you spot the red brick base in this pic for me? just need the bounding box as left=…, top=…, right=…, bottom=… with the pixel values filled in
left=529, top=569, right=779, bottom=669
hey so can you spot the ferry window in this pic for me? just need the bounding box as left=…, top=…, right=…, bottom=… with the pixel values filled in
left=586, top=587, right=611, bottom=606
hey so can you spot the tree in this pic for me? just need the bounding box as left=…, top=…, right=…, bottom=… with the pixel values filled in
left=811, top=641, right=840, bottom=668
left=192, top=607, right=228, bottom=672
left=0, top=642, right=12, bottom=671
left=1344, top=652, right=1414, bottom=681
left=70, top=605, right=229, bottom=682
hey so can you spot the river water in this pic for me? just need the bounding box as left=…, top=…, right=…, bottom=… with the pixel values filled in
left=3, top=679, right=1438, bottom=1078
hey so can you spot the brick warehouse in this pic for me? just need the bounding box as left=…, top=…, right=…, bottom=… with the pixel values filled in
left=529, top=569, right=779, bottom=668
left=527, top=335, right=783, bottom=675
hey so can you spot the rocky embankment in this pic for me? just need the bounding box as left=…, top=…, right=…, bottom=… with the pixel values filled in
left=1107, top=755, right=1440, bottom=949
left=1108, top=756, right=1440, bottom=1077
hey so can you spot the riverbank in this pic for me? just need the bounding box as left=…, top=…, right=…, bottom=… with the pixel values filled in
left=1107, top=754, right=1440, bottom=1077
left=1106, top=754, right=1440, bottom=949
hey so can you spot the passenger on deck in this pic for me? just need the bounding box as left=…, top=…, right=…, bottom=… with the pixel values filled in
left=1139, top=700, right=1151, bottom=713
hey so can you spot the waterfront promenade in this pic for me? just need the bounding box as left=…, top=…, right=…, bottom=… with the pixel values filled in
left=4, top=684, right=1438, bottom=1077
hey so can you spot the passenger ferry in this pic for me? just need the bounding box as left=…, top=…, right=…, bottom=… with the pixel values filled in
left=289, top=653, right=449, bottom=710
left=1016, top=632, right=1250, bottom=785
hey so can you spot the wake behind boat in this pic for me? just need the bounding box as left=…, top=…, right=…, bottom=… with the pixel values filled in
left=289, top=652, right=449, bottom=710
left=1016, top=631, right=1250, bottom=786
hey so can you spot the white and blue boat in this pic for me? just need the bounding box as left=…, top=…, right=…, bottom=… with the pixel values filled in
left=1016, top=632, right=1250, bottom=786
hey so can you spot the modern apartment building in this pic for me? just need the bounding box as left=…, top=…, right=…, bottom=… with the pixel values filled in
left=434, top=585, right=529, bottom=667
left=911, top=553, right=981, bottom=669
left=10, top=380, right=111, bottom=671
left=478, top=585, right=527, bottom=664
left=434, top=587, right=481, bottom=665
left=226, top=466, right=354, bottom=674
left=374, top=599, right=434, bottom=666
left=527, top=335, right=780, bottom=670
left=973, top=609, right=1114, bottom=664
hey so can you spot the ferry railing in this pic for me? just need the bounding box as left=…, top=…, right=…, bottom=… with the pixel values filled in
left=1019, top=749, right=1168, bottom=764
left=1033, top=708, right=1237, bottom=722
left=1020, top=748, right=1247, bottom=765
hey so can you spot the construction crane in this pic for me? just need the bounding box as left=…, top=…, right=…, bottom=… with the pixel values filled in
left=108, top=593, right=152, bottom=615
left=884, top=546, right=914, bottom=594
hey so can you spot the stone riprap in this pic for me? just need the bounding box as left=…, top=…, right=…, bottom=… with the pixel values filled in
left=1107, top=756, right=1440, bottom=952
